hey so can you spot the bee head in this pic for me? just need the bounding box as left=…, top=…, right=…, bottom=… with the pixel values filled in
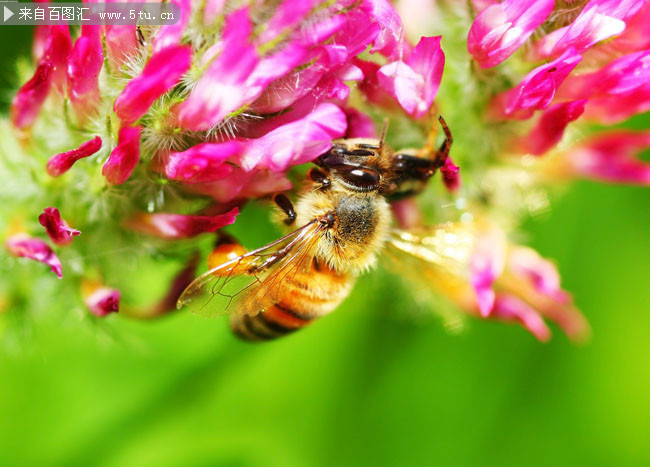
left=316, top=139, right=384, bottom=192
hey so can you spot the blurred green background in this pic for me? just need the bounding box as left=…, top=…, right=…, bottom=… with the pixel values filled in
left=1, top=25, right=649, bottom=467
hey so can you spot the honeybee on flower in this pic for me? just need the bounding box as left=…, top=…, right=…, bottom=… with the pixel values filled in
left=1, top=0, right=648, bottom=342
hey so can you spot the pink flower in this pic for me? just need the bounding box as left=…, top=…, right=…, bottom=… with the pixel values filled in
left=491, top=47, right=582, bottom=119
left=468, top=0, right=554, bottom=68
left=344, top=108, right=378, bottom=138
left=440, top=157, right=460, bottom=191
left=67, top=25, right=104, bottom=118
left=46, top=136, right=102, bottom=177
left=531, top=0, right=645, bottom=60
left=83, top=284, right=120, bottom=317
left=520, top=100, right=586, bottom=155
left=239, top=103, right=348, bottom=172
left=557, top=50, right=650, bottom=123
left=164, top=142, right=239, bottom=184
left=102, top=126, right=142, bottom=185
left=561, top=131, right=650, bottom=185
left=38, top=207, right=81, bottom=246
left=492, top=295, right=551, bottom=341
left=105, top=25, right=139, bottom=70
left=124, top=207, right=239, bottom=239
left=177, top=8, right=258, bottom=131
left=507, top=246, right=569, bottom=304
left=10, top=62, right=53, bottom=130
left=360, top=0, right=405, bottom=60
left=184, top=168, right=292, bottom=204
left=114, top=45, right=192, bottom=124
left=469, top=226, right=506, bottom=317
left=41, top=25, right=72, bottom=93
left=377, top=36, right=445, bottom=118
left=152, top=0, right=190, bottom=53
left=5, top=234, right=62, bottom=279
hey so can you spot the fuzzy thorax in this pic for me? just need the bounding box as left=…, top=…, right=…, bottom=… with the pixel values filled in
left=294, top=181, right=391, bottom=275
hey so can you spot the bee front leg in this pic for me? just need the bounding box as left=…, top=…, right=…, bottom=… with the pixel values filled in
left=272, top=193, right=296, bottom=225
left=418, top=115, right=453, bottom=168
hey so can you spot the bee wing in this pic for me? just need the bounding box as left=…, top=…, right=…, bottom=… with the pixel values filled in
left=177, top=219, right=326, bottom=318
left=383, top=224, right=476, bottom=329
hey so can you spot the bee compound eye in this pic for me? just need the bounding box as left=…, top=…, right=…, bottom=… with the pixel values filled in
left=339, top=167, right=381, bottom=190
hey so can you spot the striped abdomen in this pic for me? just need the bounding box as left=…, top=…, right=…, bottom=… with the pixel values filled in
left=230, top=260, right=353, bottom=341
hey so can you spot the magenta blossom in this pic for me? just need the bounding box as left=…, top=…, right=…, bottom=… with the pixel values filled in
left=102, top=126, right=142, bottom=185
left=114, top=45, right=192, bottom=124
left=5, top=234, right=62, bottom=279
left=38, top=207, right=81, bottom=246
left=105, top=25, right=138, bottom=70
left=468, top=0, right=554, bottom=68
left=377, top=36, right=445, bottom=118
left=83, top=285, right=120, bottom=317
left=440, top=157, right=461, bottom=191
left=124, top=208, right=239, bottom=239
left=470, top=226, right=506, bottom=317
left=165, top=142, right=239, bottom=184
left=10, top=62, right=52, bottom=130
left=46, top=136, right=102, bottom=177
left=152, top=0, right=191, bottom=53
left=531, top=0, right=645, bottom=60
left=491, top=47, right=582, bottom=119
left=520, top=100, right=587, bottom=155
left=67, top=25, right=103, bottom=118
left=491, top=295, right=551, bottom=342
left=41, top=25, right=72, bottom=92
left=559, top=131, right=650, bottom=185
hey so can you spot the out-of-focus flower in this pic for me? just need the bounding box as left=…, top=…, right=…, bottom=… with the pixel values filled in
left=46, top=136, right=102, bottom=177
left=105, top=25, right=138, bottom=69
left=468, top=0, right=554, bottom=68
left=38, top=207, right=80, bottom=246
left=10, top=62, right=52, bottom=130
left=82, top=281, right=120, bottom=317
left=549, top=131, right=650, bottom=185
left=377, top=36, right=445, bottom=118
left=114, top=45, right=192, bottom=124
left=41, top=25, right=71, bottom=92
left=5, top=234, right=62, bottom=278
left=519, top=100, right=587, bottom=155
left=102, top=126, right=142, bottom=185
left=440, top=157, right=460, bottom=191
left=67, top=25, right=103, bottom=119
left=124, top=207, right=239, bottom=239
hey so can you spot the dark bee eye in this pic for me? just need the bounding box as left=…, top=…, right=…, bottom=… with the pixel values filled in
left=338, top=167, right=381, bottom=190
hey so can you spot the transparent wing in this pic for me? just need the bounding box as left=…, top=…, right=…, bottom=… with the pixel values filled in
left=383, top=223, right=476, bottom=331
left=177, top=219, right=326, bottom=318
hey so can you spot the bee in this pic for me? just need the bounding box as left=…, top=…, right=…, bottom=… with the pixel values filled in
left=177, top=116, right=454, bottom=341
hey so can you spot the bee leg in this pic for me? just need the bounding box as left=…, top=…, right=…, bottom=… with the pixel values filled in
left=308, top=168, right=331, bottom=189
left=418, top=115, right=453, bottom=168
left=272, top=193, right=296, bottom=225
left=207, top=232, right=248, bottom=269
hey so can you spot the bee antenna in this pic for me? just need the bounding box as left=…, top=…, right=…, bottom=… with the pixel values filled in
left=379, top=119, right=389, bottom=151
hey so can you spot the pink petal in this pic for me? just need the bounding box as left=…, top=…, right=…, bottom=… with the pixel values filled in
left=105, top=25, right=139, bottom=70
left=491, top=295, right=551, bottom=341
left=468, top=0, right=554, bottom=68
left=344, top=107, right=377, bottom=138
left=41, top=25, right=72, bottom=93
left=177, top=8, right=258, bottom=131
left=239, top=103, right=347, bottom=172
left=38, top=207, right=81, bottom=246
left=378, top=36, right=445, bottom=118
left=531, top=0, right=645, bottom=60
left=152, top=0, right=191, bottom=53
left=563, top=131, right=650, bottom=185
left=492, top=47, right=582, bottom=120
left=470, top=227, right=507, bottom=317
left=440, top=157, right=461, bottom=191
left=258, top=0, right=321, bottom=44
left=114, top=45, right=192, bottom=124
left=204, top=0, right=226, bottom=26
left=46, top=136, right=103, bottom=177
left=102, top=126, right=142, bottom=185
left=508, top=246, right=570, bottom=304
left=185, top=168, right=292, bottom=203
left=84, top=286, right=120, bottom=317
left=164, top=141, right=240, bottom=184
left=522, top=100, right=586, bottom=155
left=361, top=0, right=404, bottom=59
left=67, top=25, right=104, bottom=117
left=10, top=62, right=53, bottom=130
left=5, top=234, right=62, bottom=279
left=125, top=207, right=239, bottom=239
